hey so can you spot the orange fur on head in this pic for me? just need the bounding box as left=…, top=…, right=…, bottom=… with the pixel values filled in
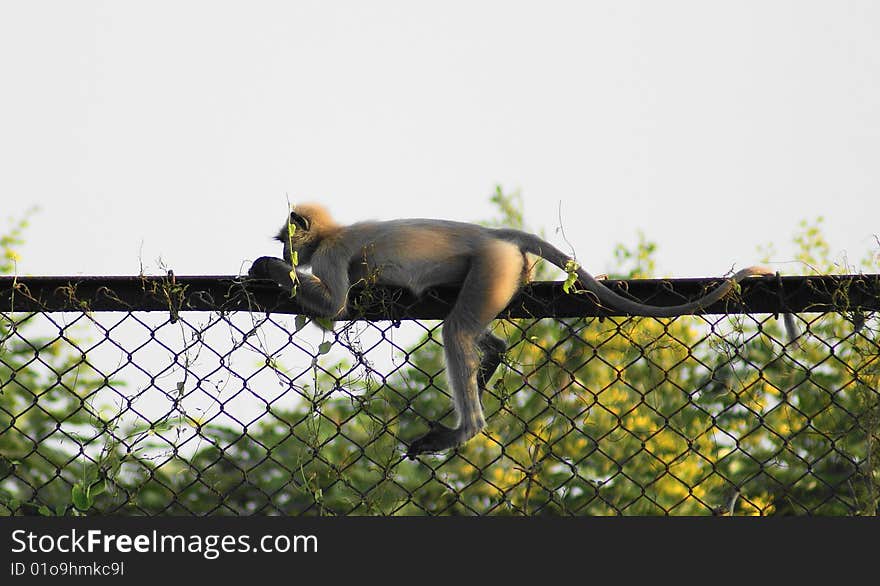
left=292, top=202, right=339, bottom=232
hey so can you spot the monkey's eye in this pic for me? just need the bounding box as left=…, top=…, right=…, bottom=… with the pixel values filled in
left=290, top=212, right=310, bottom=232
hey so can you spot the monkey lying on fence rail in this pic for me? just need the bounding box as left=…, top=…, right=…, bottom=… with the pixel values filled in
left=249, top=203, right=794, bottom=459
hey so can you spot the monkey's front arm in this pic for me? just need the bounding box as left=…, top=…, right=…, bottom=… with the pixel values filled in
left=249, top=256, right=347, bottom=317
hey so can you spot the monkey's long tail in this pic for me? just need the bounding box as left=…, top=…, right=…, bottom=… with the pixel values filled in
left=497, top=229, right=798, bottom=343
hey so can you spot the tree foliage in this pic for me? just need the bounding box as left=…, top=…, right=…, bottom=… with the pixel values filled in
left=1, top=197, right=878, bottom=516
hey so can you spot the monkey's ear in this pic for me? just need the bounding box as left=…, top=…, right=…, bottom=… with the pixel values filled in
left=289, top=211, right=311, bottom=231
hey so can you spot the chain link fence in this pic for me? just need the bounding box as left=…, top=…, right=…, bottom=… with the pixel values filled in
left=1, top=273, right=878, bottom=515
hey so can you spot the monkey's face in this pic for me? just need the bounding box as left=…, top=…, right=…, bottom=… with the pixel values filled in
left=275, top=208, right=316, bottom=265
left=272, top=203, right=337, bottom=266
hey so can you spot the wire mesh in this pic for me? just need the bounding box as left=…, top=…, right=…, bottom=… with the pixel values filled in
left=1, top=274, right=878, bottom=515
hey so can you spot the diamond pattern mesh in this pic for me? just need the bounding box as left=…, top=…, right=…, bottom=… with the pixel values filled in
left=1, top=274, right=878, bottom=515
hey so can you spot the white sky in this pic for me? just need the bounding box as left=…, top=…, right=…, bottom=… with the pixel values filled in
left=2, top=1, right=878, bottom=279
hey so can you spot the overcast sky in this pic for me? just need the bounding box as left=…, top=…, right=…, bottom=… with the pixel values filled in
left=2, top=1, right=878, bottom=279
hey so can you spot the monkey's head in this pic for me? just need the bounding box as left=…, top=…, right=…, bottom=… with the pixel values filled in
left=275, top=202, right=338, bottom=265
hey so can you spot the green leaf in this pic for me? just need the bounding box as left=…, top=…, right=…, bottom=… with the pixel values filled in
left=72, top=484, right=91, bottom=511
left=314, top=317, right=335, bottom=331
left=89, top=480, right=106, bottom=498
left=562, top=259, right=580, bottom=294
left=295, top=314, right=308, bottom=332
left=318, top=341, right=332, bottom=355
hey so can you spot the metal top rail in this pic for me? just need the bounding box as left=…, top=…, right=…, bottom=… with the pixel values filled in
left=1, top=274, right=879, bottom=319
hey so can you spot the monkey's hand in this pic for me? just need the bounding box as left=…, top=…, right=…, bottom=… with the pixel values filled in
left=406, top=423, right=462, bottom=460
left=248, top=256, right=294, bottom=287
left=247, top=256, right=273, bottom=279
left=250, top=257, right=351, bottom=320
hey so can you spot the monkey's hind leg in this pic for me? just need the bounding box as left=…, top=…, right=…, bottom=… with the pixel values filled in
left=406, top=241, right=523, bottom=459
left=406, top=319, right=484, bottom=458
left=477, top=332, right=506, bottom=399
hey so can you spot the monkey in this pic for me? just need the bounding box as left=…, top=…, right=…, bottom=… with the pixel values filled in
left=249, top=203, right=796, bottom=459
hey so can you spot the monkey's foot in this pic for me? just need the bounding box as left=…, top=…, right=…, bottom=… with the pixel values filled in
left=406, top=424, right=465, bottom=460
